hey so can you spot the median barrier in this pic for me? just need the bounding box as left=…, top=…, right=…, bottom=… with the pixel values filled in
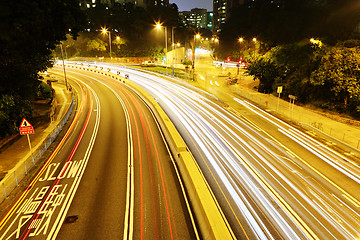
left=70, top=65, right=235, bottom=240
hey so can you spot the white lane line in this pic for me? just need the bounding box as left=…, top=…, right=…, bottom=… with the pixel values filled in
left=48, top=80, right=101, bottom=239
left=66, top=69, right=136, bottom=239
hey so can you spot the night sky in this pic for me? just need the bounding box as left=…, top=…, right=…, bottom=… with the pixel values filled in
left=170, top=0, right=213, bottom=12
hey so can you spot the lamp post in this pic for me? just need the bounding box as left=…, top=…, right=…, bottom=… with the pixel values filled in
left=156, top=23, right=168, bottom=68
left=115, top=36, right=121, bottom=56
left=192, top=34, right=201, bottom=73
left=252, top=37, right=257, bottom=59
left=101, top=27, right=112, bottom=58
left=238, top=37, right=244, bottom=76
left=238, top=37, right=244, bottom=56
left=60, top=43, right=68, bottom=90
left=171, top=27, right=177, bottom=75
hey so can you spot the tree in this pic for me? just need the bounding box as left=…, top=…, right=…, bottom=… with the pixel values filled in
left=0, top=0, right=85, bottom=138
left=0, top=94, right=32, bottom=138
left=246, top=58, right=281, bottom=93
left=219, top=0, right=360, bottom=54
left=311, top=46, right=360, bottom=114
left=87, top=39, right=107, bottom=54
left=267, top=43, right=325, bottom=102
left=0, top=0, right=85, bottom=97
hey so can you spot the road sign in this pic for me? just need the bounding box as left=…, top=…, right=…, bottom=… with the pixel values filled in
left=288, top=94, right=297, bottom=100
left=19, top=118, right=34, bottom=135
left=277, top=86, right=283, bottom=94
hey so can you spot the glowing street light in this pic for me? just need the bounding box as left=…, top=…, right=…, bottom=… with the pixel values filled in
left=101, top=27, right=112, bottom=58
left=155, top=22, right=168, bottom=66
left=156, top=23, right=162, bottom=30
left=252, top=37, right=257, bottom=42
left=310, top=38, right=322, bottom=48
left=238, top=37, right=245, bottom=75
left=192, top=33, right=201, bottom=79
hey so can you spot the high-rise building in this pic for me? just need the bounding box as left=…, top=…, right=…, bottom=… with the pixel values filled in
left=114, top=0, right=169, bottom=7
left=179, top=8, right=212, bottom=30
left=213, top=0, right=245, bottom=33
left=79, top=0, right=168, bottom=9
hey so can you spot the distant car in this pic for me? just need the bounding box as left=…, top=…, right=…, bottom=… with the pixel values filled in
left=141, top=60, right=156, bottom=67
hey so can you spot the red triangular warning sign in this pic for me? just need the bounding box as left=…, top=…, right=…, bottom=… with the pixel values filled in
left=19, top=118, right=34, bottom=135
left=20, top=118, right=33, bottom=128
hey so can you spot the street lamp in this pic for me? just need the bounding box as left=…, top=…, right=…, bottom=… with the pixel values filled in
left=60, top=43, right=68, bottom=90
left=237, top=38, right=244, bottom=76
left=155, top=22, right=168, bottom=67
left=238, top=37, right=244, bottom=59
left=192, top=34, right=201, bottom=73
left=252, top=37, right=257, bottom=60
left=101, top=27, right=112, bottom=58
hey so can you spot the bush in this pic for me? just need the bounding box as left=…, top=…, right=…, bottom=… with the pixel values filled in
left=0, top=94, right=32, bottom=138
left=182, top=59, right=193, bottom=66
left=37, top=82, right=53, bottom=99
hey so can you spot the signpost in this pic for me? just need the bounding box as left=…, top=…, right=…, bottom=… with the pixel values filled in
left=277, top=86, right=283, bottom=111
left=19, top=118, right=35, bottom=164
left=288, top=94, right=297, bottom=111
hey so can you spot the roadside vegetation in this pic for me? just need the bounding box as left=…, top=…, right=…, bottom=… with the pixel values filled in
left=0, top=0, right=85, bottom=138
left=216, top=0, right=360, bottom=118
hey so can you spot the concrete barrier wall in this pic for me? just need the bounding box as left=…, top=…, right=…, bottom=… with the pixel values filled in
left=64, top=64, right=236, bottom=240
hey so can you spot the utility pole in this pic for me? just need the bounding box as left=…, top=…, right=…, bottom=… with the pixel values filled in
left=60, top=43, right=68, bottom=90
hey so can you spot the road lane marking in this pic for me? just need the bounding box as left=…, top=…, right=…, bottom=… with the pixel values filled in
left=21, top=81, right=97, bottom=239
left=0, top=80, right=87, bottom=234
left=48, top=80, right=101, bottom=239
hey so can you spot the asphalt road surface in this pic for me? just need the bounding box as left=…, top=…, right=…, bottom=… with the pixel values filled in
left=0, top=68, right=197, bottom=240
left=84, top=61, right=360, bottom=240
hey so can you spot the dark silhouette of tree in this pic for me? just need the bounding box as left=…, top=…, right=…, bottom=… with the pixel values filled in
left=0, top=0, right=85, bottom=97
left=0, top=0, right=85, bottom=138
left=218, top=0, right=360, bottom=55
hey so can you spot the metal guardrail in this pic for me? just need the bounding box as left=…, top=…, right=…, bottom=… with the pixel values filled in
left=299, top=122, right=360, bottom=158
left=0, top=86, right=74, bottom=203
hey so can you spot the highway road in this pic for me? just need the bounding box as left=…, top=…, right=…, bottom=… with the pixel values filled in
left=0, top=68, right=196, bottom=239
left=80, top=61, right=360, bottom=240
